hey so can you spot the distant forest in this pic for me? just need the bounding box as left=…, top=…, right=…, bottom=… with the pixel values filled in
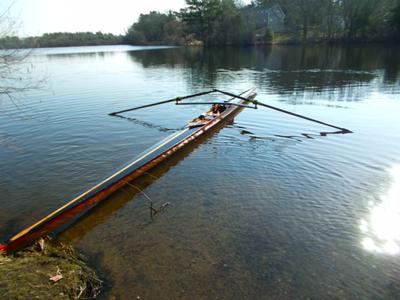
left=0, top=32, right=123, bottom=48
left=1, top=0, right=400, bottom=48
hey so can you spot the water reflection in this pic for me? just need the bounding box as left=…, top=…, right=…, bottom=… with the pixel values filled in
left=126, top=45, right=399, bottom=98
left=33, top=45, right=174, bottom=56
left=360, top=164, right=400, bottom=255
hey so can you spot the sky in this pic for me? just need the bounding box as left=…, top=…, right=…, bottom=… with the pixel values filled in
left=2, top=0, right=251, bottom=37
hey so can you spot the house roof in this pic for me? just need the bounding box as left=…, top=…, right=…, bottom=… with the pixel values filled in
left=246, top=4, right=286, bottom=19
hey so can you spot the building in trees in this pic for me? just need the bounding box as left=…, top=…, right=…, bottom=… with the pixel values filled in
left=247, top=4, right=286, bottom=33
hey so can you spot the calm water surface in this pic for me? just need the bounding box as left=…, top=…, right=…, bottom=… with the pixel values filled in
left=1, top=45, right=400, bottom=299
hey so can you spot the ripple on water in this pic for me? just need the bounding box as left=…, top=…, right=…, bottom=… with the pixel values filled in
left=1, top=45, right=400, bottom=299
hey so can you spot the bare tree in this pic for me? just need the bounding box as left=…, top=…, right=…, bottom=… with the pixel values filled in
left=0, top=3, right=42, bottom=103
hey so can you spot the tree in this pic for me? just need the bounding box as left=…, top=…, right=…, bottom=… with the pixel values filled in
left=264, top=27, right=273, bottom=41
left=124, top=11, right=184, bottom=45
left=286, top=0, right=322, bottom=41
left=163, top=19, right=185, bottom=45
left=0, top=4, right=42, bottom=101
left=180, top=0, right=221, bottom=44
left=318, top=0, right=339, bottom=40
left=181, top=0, right=254, bottom=45
left=391, top=0, right=400, bottom=38
left=124, top=28, right=145, bottom=44
left=216, top=0, right=255, bottom=45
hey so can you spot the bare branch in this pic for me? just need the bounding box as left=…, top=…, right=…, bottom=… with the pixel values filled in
left=0, top=5, right=44, bottom=104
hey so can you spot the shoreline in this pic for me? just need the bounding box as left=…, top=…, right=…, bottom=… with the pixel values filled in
left=1, top=38, right=399, bottom=50
left=0, top=238, right=102, bottom=299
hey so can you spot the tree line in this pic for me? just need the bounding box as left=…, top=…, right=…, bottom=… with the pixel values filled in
left=1, top=0, right=400, bottom=49
left=124, top=0, right=400, bottom=45
left=123, top=1, right=256, bottom=46
left=0, top=32, right=123, bottom=49
left=255, top=0, right=400, bottom=42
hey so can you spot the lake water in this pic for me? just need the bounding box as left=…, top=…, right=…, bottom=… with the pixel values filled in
left=0, top=45, right=399, bottom=299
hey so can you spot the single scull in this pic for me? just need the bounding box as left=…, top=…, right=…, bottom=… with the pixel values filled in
left=2, top=88, right=257, bottom=251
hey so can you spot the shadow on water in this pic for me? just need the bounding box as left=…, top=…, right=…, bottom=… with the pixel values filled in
left=55, top=116, right=238, bottom=243
left=111, top=114, right=183, bottom=132
left=242, top=129, right=351, bottom=142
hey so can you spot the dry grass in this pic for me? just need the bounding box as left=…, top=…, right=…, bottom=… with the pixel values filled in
left=0, top=238, right=101, bottom=299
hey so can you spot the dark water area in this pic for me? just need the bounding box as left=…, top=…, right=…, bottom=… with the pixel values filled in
left=0, top=45, right=399, bottom=299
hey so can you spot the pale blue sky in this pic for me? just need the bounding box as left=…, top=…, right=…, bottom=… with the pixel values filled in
left=2, top=0, right=251, bottom=37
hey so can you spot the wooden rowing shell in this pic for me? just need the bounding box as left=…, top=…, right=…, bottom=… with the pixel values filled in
left=2, top=88, right=256, bottom=252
